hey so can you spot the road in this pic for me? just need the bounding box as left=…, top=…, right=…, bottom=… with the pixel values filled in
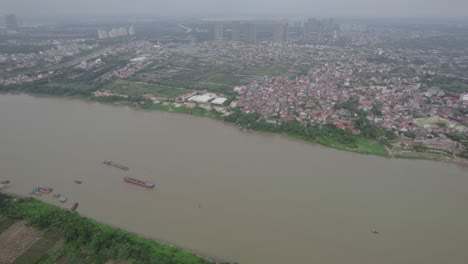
left=60, top=47, right=114, bottom=68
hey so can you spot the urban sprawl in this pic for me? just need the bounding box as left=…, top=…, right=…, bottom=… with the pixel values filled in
left=1, top=14, right=468, bottom=159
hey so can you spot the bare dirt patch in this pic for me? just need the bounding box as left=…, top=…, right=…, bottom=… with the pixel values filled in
left=0, top=221, right=43, bottom=263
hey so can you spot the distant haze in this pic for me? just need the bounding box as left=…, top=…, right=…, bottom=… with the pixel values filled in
left=1, top=0, right=468, bottom=18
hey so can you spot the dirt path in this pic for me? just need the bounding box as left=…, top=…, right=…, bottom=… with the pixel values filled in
left=0, top=221, right=43, bottom=263
left=384, top=145, right=395, bottom=158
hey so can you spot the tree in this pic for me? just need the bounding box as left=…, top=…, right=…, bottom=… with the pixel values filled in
left=377, top=136, right=389, bottom=146
left=0, top=193, right=11, bottom=209
left=333, top=97, right=359, bottom=111
left=385, top=130, right=398, bottom=140
left=414, top=143, right=428, bottom=152
left=403, top=131, right=416, bottom=139
left=371, top=107, right=383, bottom=116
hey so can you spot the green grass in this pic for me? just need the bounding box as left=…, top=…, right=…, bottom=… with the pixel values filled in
left=320, top=137, right=388, bottom=157
left=117, top=52, right=135, bottom=62
left=47, top=82, right=96, bottom=90
left=395, top=152, right=442, bottom=161
left=171, top=106, right=222, bottom=119
left=199, top=72, right=243, bottom=86
left=12, top=231, right=63, bottom=264
left=140, top=102, right=170, bottom=111
left=196, top=82, right=230, bottom=92
left=353, top=138, right=389, bottom=156
left=101, top=80, right=189, bottom=98
left=140, top=103, right=222, bottom=120
left=241, top=66, right=291, bottom=77
left=0, top=45, right=50, bottom=54
left=201, top=72, right=226, bottom=80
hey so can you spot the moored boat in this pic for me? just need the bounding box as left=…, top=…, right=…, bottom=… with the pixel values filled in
left=103, top=160, right=129, bottom=170
left=124, top=177, right=155, bottom=188
left=71, top=202, right=79, bottom=211
left=33, top=187, right=53, bottom=194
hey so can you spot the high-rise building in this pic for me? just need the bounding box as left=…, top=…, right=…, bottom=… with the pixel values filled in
left=317, top=21, right=324, bottom=42
left=5, top=14, right=18, bottom=30
left=273, top=22, right=289, bottom=43
left=246, top=23, right=257, bottom=43
left=214, top=22, right=223, bottom=40
left=304, top=18, right=318, bottom=42
left=304, top=18, right=335, bottom=43
left=231, top=21, right=240, bottom=41
left=106, top=27, right=128, bottom=38
left=322, top=18, right=335, bottom=33
left=303, top=21, right=309, bottom=42
left=0, top=16, right=5, bottom=28
left=284, top=23, right=289, bottom=42
left=118, top=27, right=128, bottom=36
left=339, top=23, right=367, bottom=32
left=97, top=29, right=109, bottom=39
left=98, top=27, right=134, bottom=39
left=128, top=26, right=136, bottom=35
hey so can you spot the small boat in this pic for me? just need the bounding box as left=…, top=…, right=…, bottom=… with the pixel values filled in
left=40, top=187, right=52, bottom=193
left=71, top=202, right=79, bottom=211
left=33, top=187, right=53, bottom=194
left=59, top=197, right=68, bottom=203
left=371, top=229, right=380, bottom=234
left=74, top=180, right=82, bottom=184
left=124, top=177, right=155, bottom=188
left=103, top=160, right=129, bottom=170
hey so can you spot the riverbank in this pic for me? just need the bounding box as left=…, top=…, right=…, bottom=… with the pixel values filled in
left=0, top=193, right=221, bottom=264
left=107, top=98, right=468, bottom=165
left=1, top=88, right=467, bottom=166
left=135, top=100, right=389, bottom=157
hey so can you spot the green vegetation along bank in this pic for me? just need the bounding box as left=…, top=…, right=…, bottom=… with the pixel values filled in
left=0, top=81, right=390, bottom=157
left=224, top=110, right=389, bottom=157
left=0, top=193, right=228, bottom=264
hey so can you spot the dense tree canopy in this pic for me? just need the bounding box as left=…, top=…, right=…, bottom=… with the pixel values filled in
left=1, top=197, right=213, bottom=264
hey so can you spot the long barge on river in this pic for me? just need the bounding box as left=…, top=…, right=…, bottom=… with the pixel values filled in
left=124, top=177, right=155, bottom=188
left=103, top=160, right=129, bottom=170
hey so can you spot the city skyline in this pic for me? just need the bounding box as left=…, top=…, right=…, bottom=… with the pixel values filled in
left=1, top=0, right=468, bottom=18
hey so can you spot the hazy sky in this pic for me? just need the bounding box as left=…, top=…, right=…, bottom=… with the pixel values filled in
left=1, top=0, right=468, bottom=18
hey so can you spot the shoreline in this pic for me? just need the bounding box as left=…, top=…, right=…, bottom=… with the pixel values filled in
left=0, top=190, right=227, bottom=263
left=2, top=90, right=467, bottom=168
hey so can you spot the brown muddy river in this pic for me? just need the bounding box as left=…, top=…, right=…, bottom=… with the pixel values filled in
left=1, top=94, right=467, bottom=264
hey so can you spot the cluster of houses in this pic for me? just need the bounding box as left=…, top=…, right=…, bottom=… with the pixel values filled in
left=235, top=62, right=467, bottom=139
left=0, top=40, right=96, bottom=80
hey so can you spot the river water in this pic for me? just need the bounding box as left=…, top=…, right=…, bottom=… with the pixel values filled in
left=1, top=94, right=467, bottom=264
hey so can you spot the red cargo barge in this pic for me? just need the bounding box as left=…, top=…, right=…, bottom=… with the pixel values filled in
left=124, top=177, right=155, bottom=188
